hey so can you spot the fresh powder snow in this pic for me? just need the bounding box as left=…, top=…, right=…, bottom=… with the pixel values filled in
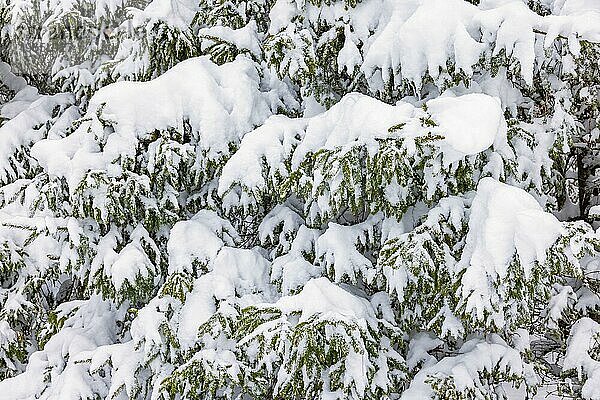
left=0, top=0, right=599, bottom=399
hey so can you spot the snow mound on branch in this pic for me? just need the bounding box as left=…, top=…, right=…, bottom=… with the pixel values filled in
left=167, top=210, right=239, bottom=274
left=0, top=86, right=40, bottom=120
left=291, top=93, right=415, bottom=167
left=359, top=0, right=600, bottom=89
left=427, top=93, right=505, bottom=163
left=363, top=0, right=481, bottom=87
left=0, top=92, right=73, bottom=183
left=0, top=297, right=121, bottom=400
left=462, top=177, right=562, bottom=273
left=292, top=92, right=503, bottom=166
left=86, top=56, right=266, bottom=152
left=362, top=0, right=540, bottom=88
left=271, top=224, right=322, bottom=295
left=547, top=0, right=600, bottom=43
left=401, top=335, right=536, bottom=399
left=563, top=317, right=600, bottom=399
left=131, top=0, right=198, bottom=29
left=199, top=22, right=263, bottom=57
left=0, top=62, right=28, bottom=93
left=317, top=214, right=383, bottom=284
left=31, top=56, right=275, bottom=189
left=459, top=178, right=562, bottom=325
left=276, top=277, right=375, bottom=323
left=220, top=92, right=505, bottom=197
left=219, top=115, right=306, bottom=194
left=176, top=247, right=272, bottom=349
left=91, top=225, right=159, bottom=292
left=558, top=0, right=600, bottom=14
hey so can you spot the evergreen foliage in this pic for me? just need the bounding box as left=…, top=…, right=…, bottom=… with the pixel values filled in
left=0, top=0, right=599, bottom=398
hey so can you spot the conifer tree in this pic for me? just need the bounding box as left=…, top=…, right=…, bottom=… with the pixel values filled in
left=0, top=0, right=599, bottom=399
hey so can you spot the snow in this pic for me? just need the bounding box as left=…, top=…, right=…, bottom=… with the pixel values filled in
left=385, top=0, right=479, bottom=86
left=105, top=225, right=158, bottom=291
left=3, top=0, right=600, bottom=398
left=258, top=204, right=304, bottom=251
left=402, top=335, right=535, bottom=399
left=545, top=284, right=576, bottom=329
left=0, top=321, right=16, bottom=348
left=199, top=21, right=263, bottom=57
left=129, top=297, right=172, bottom=354
left=406, top=333, right=443, bottom=370
left=0, top=62, right=28, bottom=94
left=558, top=0, right=600, bottom=14
left=167, top=210, right=239, bottom=274
left=32, top=56, right=276, bottom=191
left=459, top=178, right=563, bottom=327
left=358, top=0, right=600, bottom=90
left=0, top=86, right=39, bottom=120
left=0, top=297, right=123, bottom=400
left=176, top=247, right=272, bottom=349
left=545, top=0, right=600, bottom=44
left=271, top=225, right=322, bottom=294
left=0, top=92, right=73, bottom=183
left=317, top=214, right=382, bottom=284
left=426, top=93, right=505, bottom=164
left=219, top=115, right=306, bottom=196
left=131, top=0, right=198, bottom=29
left=361, top=0, right=540, bottom=89
left=275, top=277, right=375, bottom=324
left=564, top=317, right=600, bottom=399
left=477, top=1, right=538, bottom=85
left=463, top=177, right=562, bottom=273
left=291, top=93, right=415, bottom=167
left=221, top=92, right=505, bottom=200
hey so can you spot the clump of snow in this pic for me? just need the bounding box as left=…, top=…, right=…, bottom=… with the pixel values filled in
left=258, top=204, right=304, bottom=251
left=544, top=0, right=600, bottom=44
left=0, top=321, right=16, bottom=350
left=95, top=225, right=159, bottom=292
left=0, top=62, right=28, bottom=93
left=458, top=178, right=563, bottom=326
left=176, top=247, right=272, bottom=349
left=361, top=0, right=542, bottom=89
left=199, top=21, right=263, bottom=57
left=401, top=335, right=536, bottom=399
left=0, top=297, right=123, bottom=400
left=0, top=86, right=39, bottom=120
left=317, top=214, right=382, bottom=284
left=219, top=115, right=306, bottom=196
left=220, top=92, right=506, bottom=202
left=545, top=285, right=576, bottom=329
left=291, top=93, right=415, bottom=167
left=406, top=333, right=443, bottom=370
left=275, top=277, right=375, bottom=324
left=563, top=317, right=600, bottom=399
left=32, top=56, right=276, bottom=190
left=130, top=0, right=199, bottom=29
left=477, top=1, right=538, bottom=85
left=426, top=93, right=506, bottom=164
left=358, top=0, right=600, bottom=90
left=0, top=92, right=72, bottom=184
left=364, top=0, right=480, bottom=88
left=129, top=296, right=173, bottom=356
left=463, top=177, right=562, bottom=274
left=167, top=210, right=239, bottom=274
left=271, top=225, right=322, bottom=295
